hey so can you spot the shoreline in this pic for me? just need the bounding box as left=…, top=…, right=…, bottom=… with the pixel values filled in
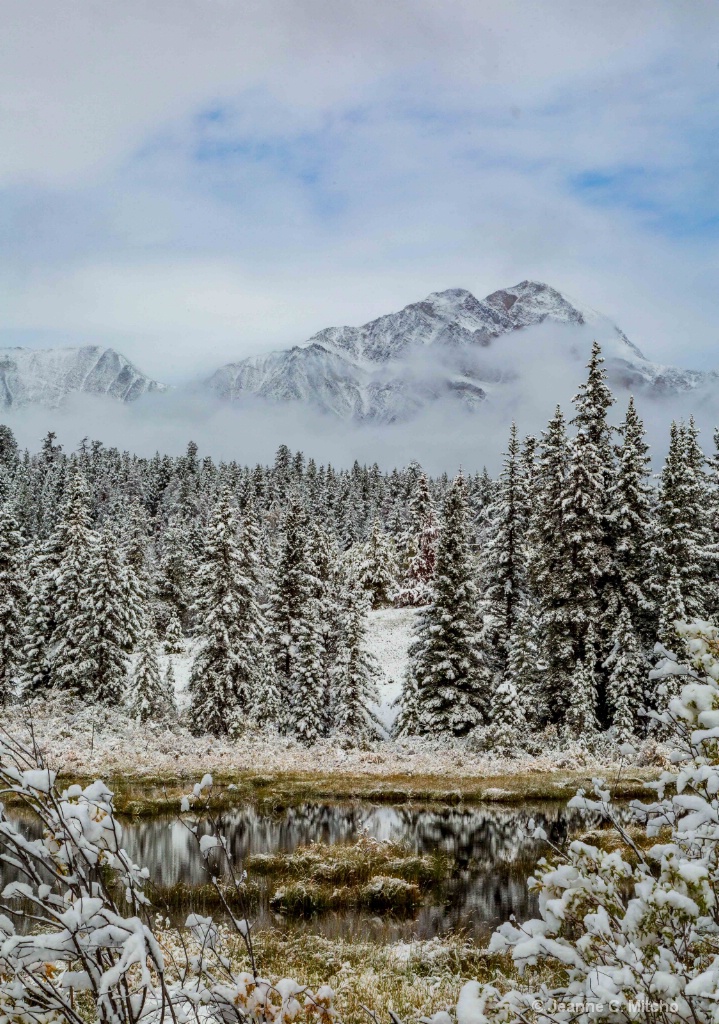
left=56, top=766, right=660, bottom=816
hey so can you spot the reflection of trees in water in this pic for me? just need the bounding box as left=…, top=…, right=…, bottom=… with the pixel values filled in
left=2, top=800, right=611, bottom=940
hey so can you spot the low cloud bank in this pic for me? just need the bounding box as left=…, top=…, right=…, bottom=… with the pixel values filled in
left=2, top=323, right=718, bottom=473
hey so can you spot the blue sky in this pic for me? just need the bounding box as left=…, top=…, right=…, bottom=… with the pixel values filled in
left=0, top=0, right=718, bottom=382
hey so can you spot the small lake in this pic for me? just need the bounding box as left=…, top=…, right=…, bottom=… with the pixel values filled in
left=124, top=800, right=604, bottom=941
left=2, top=798, right=610, bottom=941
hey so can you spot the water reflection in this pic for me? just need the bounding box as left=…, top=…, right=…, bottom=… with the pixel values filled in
left=2, top=800, right=603, bottom=941
left=119, top=800, right=594, bottom=940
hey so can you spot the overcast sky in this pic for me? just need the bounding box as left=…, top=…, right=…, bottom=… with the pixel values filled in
left=1, top=1, right=718, bottom=384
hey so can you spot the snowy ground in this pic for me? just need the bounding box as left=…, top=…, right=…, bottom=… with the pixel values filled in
left=17, top=608, right=666, bottom=785
left=152, top=606, right=418, bottom=734
left=365, top=607, right=417, bottom=730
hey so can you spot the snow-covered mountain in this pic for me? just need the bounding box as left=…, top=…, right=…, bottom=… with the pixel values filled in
left=206, top=280, right=717, bottom=422
left=0, top=346, right=166, bottom=408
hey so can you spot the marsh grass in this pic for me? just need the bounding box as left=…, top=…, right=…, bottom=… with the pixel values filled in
left=148, top=835, right=446, bottom=919
left=224, top=929, right=566, bottom=1024
left=61, top=766, right=661, bottom=818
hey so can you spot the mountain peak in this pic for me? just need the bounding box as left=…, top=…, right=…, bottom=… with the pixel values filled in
left=423, top=287, right=475, bottom=306
left=206, top=278, right=700, bottom=422
left=0, top=345, right=166, bottom=408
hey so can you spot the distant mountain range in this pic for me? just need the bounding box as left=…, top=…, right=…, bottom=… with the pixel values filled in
left=208, top=279, right=714, bottom=422
left=0, top=346, right=166, bottom=408
left=1, top=281, right=715, bottom=419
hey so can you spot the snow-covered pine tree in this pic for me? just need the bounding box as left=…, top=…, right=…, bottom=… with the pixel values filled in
left=527, top=406, right=572, bottom=721
left=604, top=603, right=644, bottom=741
left=82, top=520, right=132, bottom=704
left=52, top=466, right=98, bottom=698
left=561, top=415, right=610, bottom=681
left=118, top=499, right=152, bottom=650
left=481, top=423, right=529, bottom=675
left=289, top=599, right=326, bottom=746
left=394, top=473, right=438, bottom=607
left=267, top=499, right=316, bottom=717
left=331, top=580, right=382, bottom=742
left=358, top=518, right=398, bottom=608
left=652, top=419, right=711, bottom=622
left=685, top=417, right=717, bottom=611
left=307, top=517, right=341, bottom=707
left=657, top=564, right=686, bottom=651
left=272, top=444, right=293, bottom=502
left=400, top=473, right=491, bottom=736
left=0, top=504, right=25, bottom=705
left=488, top=679, right=527, bottom=754
left=565, top=654, right=599, bottom=739
left=506, top=606, right=544, bottom=728
left=21, top=533, right=63, bottom=697
left=156, top=515, right=191, bottom=630
left=567, top=342, right=616, bottom=712
left=188, top=488, right=265, bottom=736
left=237, top=495, right=281, bottom=729
left=0, top=424, right=18, bottom=470
left=392, top=670, right=420, bottom=737
left=608, top=396, right=654, bottom=643
left=128, top=620, right=177, bottom=723
left=164, top=658, right=177, bottom=707
left=163, top=608, right=185, bottom=654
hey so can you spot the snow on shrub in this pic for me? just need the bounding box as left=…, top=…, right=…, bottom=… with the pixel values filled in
left=0, top=730, right=338, bottom=1024
left=462, top=619, right=719, bottom=1021
left=3, top=618, right=719, bottom=1024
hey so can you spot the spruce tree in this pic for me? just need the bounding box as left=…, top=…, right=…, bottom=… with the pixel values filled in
left=395, top=474, right=438, bottom=607
left=604, top=604, right=644, bottom=740
left=0, top=504, right=25, bottom=705
left=653, top=420, right=711, bottom=622
left=237, top=496, right=280, bottom=729
left=22, top=534, right=63, bottom=697
left=489, top=680, right=527, bottom=754
left=157, top=515, right=191, bottom=629
left=400, top=474, right=491, bottom=736
left=163, top=608, right=185, bottom=654
left=290, top=599, right=326, bottom=746
left=658, top=565, right=686, bottom=652
left=527, top=406, right=572, bottom=720
left=566, top=655, right=599, bottom=739
left=82, top=521, right=131, bottom=704
left=268, top=500, right=317, bottom=712
left=561, top=421, right=609, bottom=665
left=308, top=518, right=342, bottom=720
left=128, top=621, right=176, bottom=723
left=481, top=423, right=529, bottom=675
left=331, top=581, right=381, bottom=742
left=53, top=467, right=98, bottom=698
left=188, top=489, right=265, bottom=736
left=608, top=397, right=654, bottom=641
left=358, top=518, right=398, bottom=608
left=164, top=658, right=177, bottom=708
left=506, top=607, right=544, bottom=728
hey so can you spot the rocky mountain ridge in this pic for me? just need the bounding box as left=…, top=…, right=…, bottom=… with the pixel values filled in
left=0, top=345, right=166, bottom=408
left=205, top=280, right=717, bottom=422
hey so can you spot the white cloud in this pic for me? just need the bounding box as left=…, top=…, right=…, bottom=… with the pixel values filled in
left=0, top=0, right=718, bottom=386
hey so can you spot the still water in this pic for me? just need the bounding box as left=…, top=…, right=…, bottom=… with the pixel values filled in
left=118, top=799, right=600, bottom=941
left=2, top=799, right=606, bottom=941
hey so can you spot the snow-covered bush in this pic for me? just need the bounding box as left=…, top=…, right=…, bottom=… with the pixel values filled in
left=0, top=731, right=338, bottom=1024
left=460, top=618, right=719, bottom=1022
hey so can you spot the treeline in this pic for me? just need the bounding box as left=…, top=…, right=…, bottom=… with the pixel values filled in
left=0, top=422, right=487, bottom=743
left=397, top=342, right=717, bottom=746
left=0, top=341, right=712, bottom=746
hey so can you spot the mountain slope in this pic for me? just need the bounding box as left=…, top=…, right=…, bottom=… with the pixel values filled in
left=207, top=280, right=714, bottom=422
left=0, top=346, right=166, bottom=408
